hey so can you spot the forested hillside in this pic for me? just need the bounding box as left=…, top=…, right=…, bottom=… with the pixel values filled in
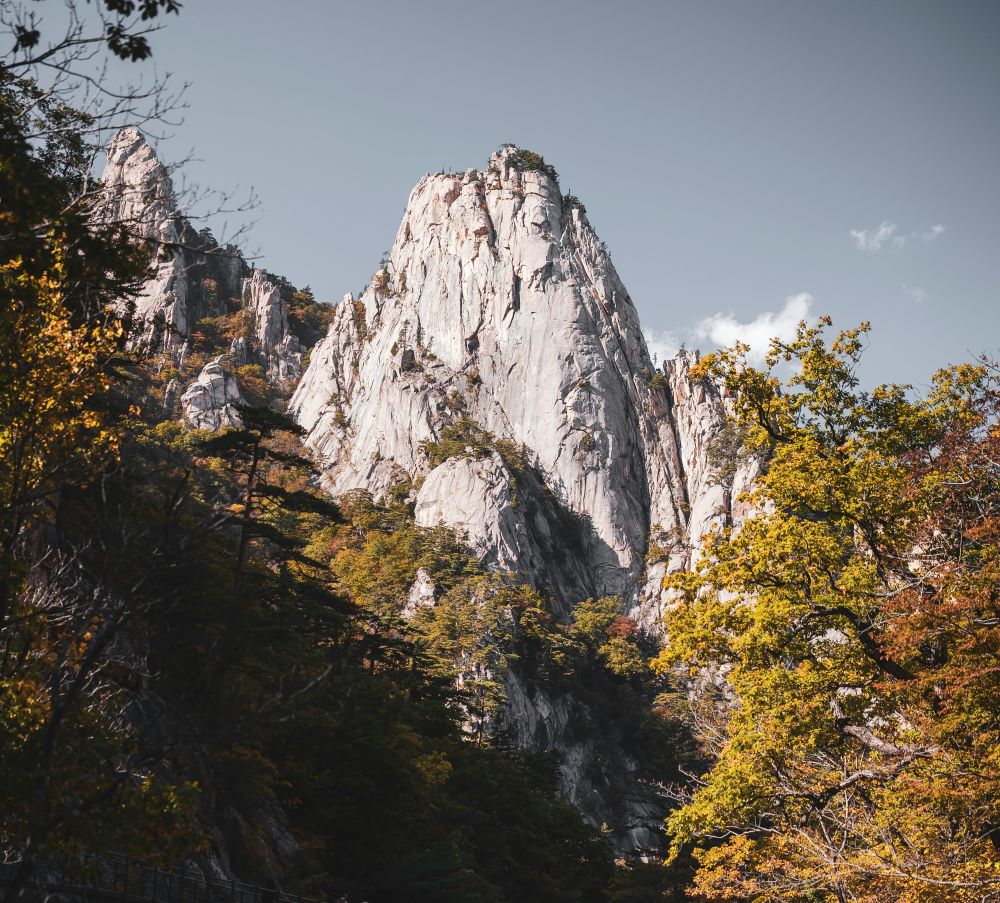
left=0, top=32, right=687, bottom=903
left=2, top=4, right=999, bottom=903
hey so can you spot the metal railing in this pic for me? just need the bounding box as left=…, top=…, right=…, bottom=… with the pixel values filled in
left=0, top=851, right=320, bottom=903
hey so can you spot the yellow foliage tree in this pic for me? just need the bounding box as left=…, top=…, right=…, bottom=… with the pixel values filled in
left=657, top=319, right=1000, bottom=901
left=0, top=250, right=123, bottom=553
left=0, top=75, right=200, bottom=884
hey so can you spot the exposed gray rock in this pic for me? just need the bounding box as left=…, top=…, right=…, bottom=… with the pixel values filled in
left=416, top=454, right=545, bottom=587
left=99, top=128, right=246, bottom=348
left=501, top=667, right=662, bottom=853
left=292, top=145, right=751, bottom=620
left=241, top=269, right=304, bottom=383
left=243, top=269, right=286, bottom=352
left=269, top=332, right=304, bottom=383
left=414, top=452, right=596, bottom=614
left=211, top=796, right=300, bottom=888
left=100, top=128, right=189, bottom=342
left=230, top=336, right=250, bottom=367
left=293, top=146, right=656, bottom=598
left=181, top=360, right=244, bottom=431
left=163, top=378, right=179, bottom=416
left=402, top=567, right=436, bottom=619
left=636, top=351, right=762, bottom=629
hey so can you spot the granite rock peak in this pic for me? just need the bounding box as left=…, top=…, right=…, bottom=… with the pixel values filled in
left=291, top=145, right=757, bottom=624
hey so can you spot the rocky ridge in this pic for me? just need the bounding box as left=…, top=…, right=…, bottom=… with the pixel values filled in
left=101, top=130, right=310, bottom=429
left=100, top=128, right=246, bottom=346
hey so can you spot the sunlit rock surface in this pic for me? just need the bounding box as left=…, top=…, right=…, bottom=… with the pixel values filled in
left=292, top=146, right=754, bottom=622
left=181, top=360, right=244, bottom=431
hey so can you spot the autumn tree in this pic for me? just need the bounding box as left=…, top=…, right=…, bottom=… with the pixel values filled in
left=657, top=319, right=1000, bottom=900
left=0, top=77, right=144, bottom=612
left=0, top=4, right=199, bottom=890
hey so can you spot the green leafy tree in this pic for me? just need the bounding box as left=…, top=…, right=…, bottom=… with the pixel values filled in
left=657, top=318, right=1000, bottom=900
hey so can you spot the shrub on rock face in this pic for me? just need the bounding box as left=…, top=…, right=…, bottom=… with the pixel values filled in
left=400, top=348, right=420, bottom=373
left=420, top=419, right=529, bottom=475
left=421, top=418, right=495, bottom=467
left=286, top=288, right=334, bottom=347
left=506, top=148, right=560, bottom=183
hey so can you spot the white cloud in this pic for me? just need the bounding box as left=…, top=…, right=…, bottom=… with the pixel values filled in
left=642, top=327, right=680, bottom=364
left=694, top=293, right=814, bottom=364
left=851, top=220, right=945, bottom=251
left=902, top=284, right=926, bottom=303
left=850, top=220, right=904, bottom=252
left=916, top=224, right=946, bottom=243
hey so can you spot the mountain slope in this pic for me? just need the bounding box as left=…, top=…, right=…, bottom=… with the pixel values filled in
left=102, top=134, right=757, bottom=858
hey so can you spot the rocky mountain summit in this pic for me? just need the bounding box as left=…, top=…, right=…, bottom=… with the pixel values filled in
left=291, top=145, right=757, bottom=628
left=101, top=129, right=315, bottom=427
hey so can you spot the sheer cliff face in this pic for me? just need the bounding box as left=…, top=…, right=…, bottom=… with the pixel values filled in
left=292, top=146, right=757, bottom=621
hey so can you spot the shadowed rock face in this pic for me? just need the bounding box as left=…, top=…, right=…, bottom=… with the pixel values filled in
left=291, top=146, right=758, bottom=624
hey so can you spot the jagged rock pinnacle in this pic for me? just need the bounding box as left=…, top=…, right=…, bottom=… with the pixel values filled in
left=292, top=146, right=757, bottom=624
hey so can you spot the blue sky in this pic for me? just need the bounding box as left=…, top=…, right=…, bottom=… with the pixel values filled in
left=108, top=1, right=999, bottom=386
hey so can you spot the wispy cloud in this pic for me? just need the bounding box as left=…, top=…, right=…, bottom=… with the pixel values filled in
left=902, top=284, right=927, bottom=303
left=642, top=327, right=680, bottom=364
left=851, top=220, right=946, bottom=251
left=694, top=293, right=814, bottom=365
left=850, top=220, right=905, bottom=252
left=915, top=224, right=946, bottom=243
